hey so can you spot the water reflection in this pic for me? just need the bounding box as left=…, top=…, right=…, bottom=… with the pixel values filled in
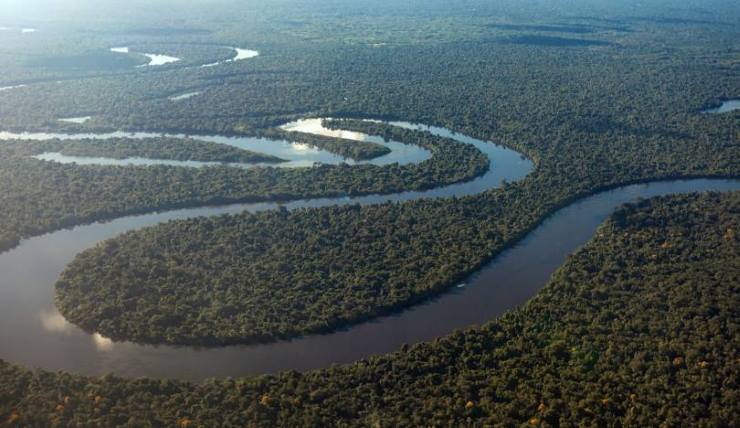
left=0, top=27, right=37, bottom=33
left=137, top=53, right=180, bottom=67
left=93, top=333, right=114, bottom=352
left=281, top=118, right=368, bottom=141
left=280, top=118, right=432, bottom=166
left=32, top=152, right=253, bottom=169
left=110, top=47, right=181, bottom=67
left=201, top=47, right=259, bottom=68
left=58, top=116, right=92, bottom=124
left=168, top=91, right=200, bottom=101
left=291, top=143, right=312, bottom=151
left=3, top=118, right=432, bottom=168
left=39, top=309, right=74, bottom=334
left=0, top=84, right=26, bottom=92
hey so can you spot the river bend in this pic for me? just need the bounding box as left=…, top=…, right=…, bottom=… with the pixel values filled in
left=0, top=119, right=735, bottom=381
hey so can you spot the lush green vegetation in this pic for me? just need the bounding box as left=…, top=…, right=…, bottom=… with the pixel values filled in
left=0, top=1, right=738, bottom=424
left=50, top=79, right=739, bottom=345
left=0, top=123, right=487, bottom=252
left=0, top=11, right=735, bottom=343
left=18, top=137, right=285, bottom=163
left=1, top=17, right=736, bottom=258
left=3, top=191, right=738, bottom=426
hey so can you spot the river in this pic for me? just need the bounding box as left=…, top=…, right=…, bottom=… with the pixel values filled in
left=0, top=118, right=734, bottom=380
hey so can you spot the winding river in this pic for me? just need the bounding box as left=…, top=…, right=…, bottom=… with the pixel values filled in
left=201, top=47, right=259, bottom=67
left=110, top=46, right=260, bottom=68
left=110, top=47, right=181, bottom=67
left=1, top=34, right=738, bottom=381
left=0, top=119, right=432, bottom=169
left=0, top=116, right=736, bottom=381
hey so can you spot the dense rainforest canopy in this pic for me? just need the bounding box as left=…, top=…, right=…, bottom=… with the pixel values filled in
left=2, top=191, right=738, bottom=426
left=0, top=0, right=738, bottom=425
left=0, top=8, right=737, bottom=254
left=0, top=8, right=738, bottom=342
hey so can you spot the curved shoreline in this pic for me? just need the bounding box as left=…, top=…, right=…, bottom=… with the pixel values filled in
left=0, top=177, right=735, bottom=380
left=0, top=45, right=260, bottom=92
left=0, top=119, right=433, bottom=168
left=0, top=119, right=533, bottom=378
left=700, top=98, right=740, bottom=114
left=0, top=116, right=735, bottom=379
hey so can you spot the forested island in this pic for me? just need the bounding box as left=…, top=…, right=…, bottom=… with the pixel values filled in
left=2, top=191, right=738, bottom=426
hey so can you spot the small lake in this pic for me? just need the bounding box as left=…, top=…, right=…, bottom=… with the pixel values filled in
left=701, top=99, right=740, bottom=114
left=32, top=153, right=249, bottom=169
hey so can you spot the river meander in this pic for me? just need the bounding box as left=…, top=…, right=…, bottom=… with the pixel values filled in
left=0, top=119, right=534, bottom=379
left=0, top=119, right=432, bottom=168
left=0, top=117, right=735, bottom=380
